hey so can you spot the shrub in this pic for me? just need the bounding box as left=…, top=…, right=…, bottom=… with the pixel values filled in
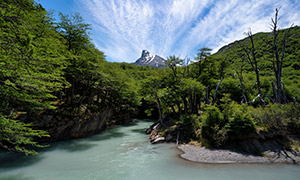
left=249, top=103, right=300, bottom=129
left=219, top=96, right=256, bottom=137
left=226, top=106, right=256, bottom=137
left=179, top=114, right=202, bottom=140
left=200, top=106, right=227, bottom=147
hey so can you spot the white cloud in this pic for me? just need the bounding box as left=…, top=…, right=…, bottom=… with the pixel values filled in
left=76, top=0, right=300, bottom=62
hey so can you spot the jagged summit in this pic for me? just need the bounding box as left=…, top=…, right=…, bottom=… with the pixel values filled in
left=134, top=50, right=165, bottom=68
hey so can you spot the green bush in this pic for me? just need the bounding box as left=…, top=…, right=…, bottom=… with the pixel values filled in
left=200, top=106, right=227, bottom=147
left=226, top=105, right=256, bottom=136
left=220, top=97, right=256, bottom=136
left=179, top=114, right=202, bottom=140
left=249, top=103, right=300, bottom=129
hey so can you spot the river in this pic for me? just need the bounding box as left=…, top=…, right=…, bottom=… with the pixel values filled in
left=0, top=119, right=299, bottom=180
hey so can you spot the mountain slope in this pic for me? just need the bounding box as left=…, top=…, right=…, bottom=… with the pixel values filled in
left=134, top=50, right=165, bottom=68
left=211, top=26, right=300, bottom=99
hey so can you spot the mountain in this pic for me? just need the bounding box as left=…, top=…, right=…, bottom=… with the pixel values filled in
left=134, top=50, right=165, bottom=68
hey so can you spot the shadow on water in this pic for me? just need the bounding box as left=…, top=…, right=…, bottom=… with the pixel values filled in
left=0, top=174, right=33, bottom=180
left=0, top=152, right=44, bottom=169
left=0, top=119, right=152, bottom=171
left=86, top=128, right=127, bottom=142
left=47, top=140, right=98, bottom=153
left=43, top=126, right=128, bottom=152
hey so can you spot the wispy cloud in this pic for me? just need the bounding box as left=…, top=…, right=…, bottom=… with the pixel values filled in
left=76, top=0, right=300, bottom=62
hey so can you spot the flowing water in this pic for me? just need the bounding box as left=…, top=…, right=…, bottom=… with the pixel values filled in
left=0, top=119, right=299, bottom=180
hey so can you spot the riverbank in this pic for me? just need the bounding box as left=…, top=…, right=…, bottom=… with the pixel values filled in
left=178, top=144, right=300, bottom=164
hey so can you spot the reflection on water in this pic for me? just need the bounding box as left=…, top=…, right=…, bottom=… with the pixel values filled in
left=0, top=119, right=299, bottom=180
left=0, top=152, right=44, bottom=169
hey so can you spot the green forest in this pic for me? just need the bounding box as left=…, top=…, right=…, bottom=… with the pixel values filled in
left=1, top=0, right=300, bottom=155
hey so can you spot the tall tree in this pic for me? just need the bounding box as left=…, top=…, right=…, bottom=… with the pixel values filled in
left=165, top=55, right=183, bottom=78
left=236, top=30, right=264, bottom=105
left=57, top=12, right=91, bottom=104
left=0, top=0, right=68, bottom=154
left=141, top=77, right=164, bottom=124
left=267, top=8, right=291, bottom=104
left=58, top=12, right=91, bottom=54
left=195, top=47, right=212, bottom=78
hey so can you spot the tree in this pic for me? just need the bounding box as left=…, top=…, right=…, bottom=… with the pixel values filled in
left=267, top=8, right=291, bottom=104
left=141, top=77, right=164, bottom=124
left=236, top=30, right=264, bottom=105
left=165, top=55, right=183, bottom=78
left=0, top=0, right=68, bottom=154
left=178, top=78, right=205, bottom=114
left=212, top=60, right=226, bottom=105
left=58, top=12, right=91, bottom=54
left=232, top=55, right=248, bottom=104
left=57, top=12, right=92, bottom=104
left=195, top=47, right=212, bottom=78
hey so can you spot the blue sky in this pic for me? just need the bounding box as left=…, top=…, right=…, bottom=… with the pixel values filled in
left=39, top=0, right=300, bottom=63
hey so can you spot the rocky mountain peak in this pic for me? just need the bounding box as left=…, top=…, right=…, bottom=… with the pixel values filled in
left=141, top=50, right=151, bottom=57
left=134, top=50, right=165, bottom=68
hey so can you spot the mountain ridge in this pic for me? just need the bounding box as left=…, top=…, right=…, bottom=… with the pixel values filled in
left=134, top=50, right=165, bottom=68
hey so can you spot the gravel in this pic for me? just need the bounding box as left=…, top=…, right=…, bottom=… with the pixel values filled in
left=178, top=144, right=300, bottom=164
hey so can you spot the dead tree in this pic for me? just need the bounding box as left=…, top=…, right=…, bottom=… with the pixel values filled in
left=212, top=61, right=225, bottom=105
left=269, top=9, right=291, bottom=104
left=232, top=46, right=248, bottom=103
left=263, top=8, right=292, bottom=104
left=237, top=29, right=265, bottom=106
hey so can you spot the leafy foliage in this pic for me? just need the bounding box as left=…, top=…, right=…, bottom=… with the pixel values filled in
left=1, top=2, right=299, bottom=154
left=0, top=115, right=49, bottom=155
left=200, top=105, right=227, bottom=147
left=0, top=0, right=68, bottom=154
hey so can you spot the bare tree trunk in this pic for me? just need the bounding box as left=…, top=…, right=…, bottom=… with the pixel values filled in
left=234, top=72, right=248, bottom=103
left=239, top=77, right=248, bottom=103
left=212, top=77, right=224, bottom=105
left=272, top=81, right=277, bottom=101
left=212, top=61, right=225, bottom=105
left=266, top=95, right=275, bottom=103
left=237, top=30, right=263, bottom=105
left=249, top=32, right=263, bottom=96
left=270, top=8, right=291, bottom=104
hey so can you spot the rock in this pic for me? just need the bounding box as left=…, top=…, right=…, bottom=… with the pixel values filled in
left=145, top=122, right=160, bottom=134
left=41, top=108, right=113, bottom=141
left=151, top=136, right=165, bottom=144
left=134, top=50, right=165, bottom=68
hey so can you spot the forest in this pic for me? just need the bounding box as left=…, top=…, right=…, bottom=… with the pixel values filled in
left=1, top=0, right=300, bottom=155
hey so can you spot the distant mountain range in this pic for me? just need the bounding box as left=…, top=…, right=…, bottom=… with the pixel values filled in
left=134, top=50, right=165, bottom=68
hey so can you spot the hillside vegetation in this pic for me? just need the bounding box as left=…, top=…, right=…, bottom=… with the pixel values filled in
left=0, top=1, right=299, bottom=155
left=145, top=25, right=300, bottom=151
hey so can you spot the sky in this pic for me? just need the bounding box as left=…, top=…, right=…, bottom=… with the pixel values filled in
left=39, top=0, right=300, bottom=63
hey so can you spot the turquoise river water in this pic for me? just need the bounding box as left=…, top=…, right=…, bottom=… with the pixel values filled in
left=0, top=119, right=300, bottom=180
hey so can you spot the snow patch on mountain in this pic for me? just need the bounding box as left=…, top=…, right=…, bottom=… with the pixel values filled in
left=134, top=50, right=165, bottom=68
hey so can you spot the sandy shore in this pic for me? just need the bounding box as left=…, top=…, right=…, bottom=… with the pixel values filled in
left=178, top=144, right=300, bottom=164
